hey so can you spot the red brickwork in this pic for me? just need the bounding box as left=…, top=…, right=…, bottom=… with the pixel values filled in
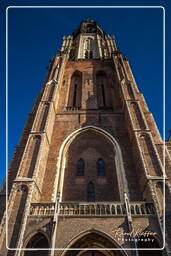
left=0, top=20, right=171, bottom=256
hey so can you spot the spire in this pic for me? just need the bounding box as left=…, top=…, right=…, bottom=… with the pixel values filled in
left=60, top=19, right=116, bottom=60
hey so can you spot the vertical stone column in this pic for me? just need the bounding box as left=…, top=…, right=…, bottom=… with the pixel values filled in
left=97, top=34, right=103, bottom=58
left=105, top=36, right=112, bottom=57
left=111, top=35, right=117, bottom=50
left=109, top=35, right=115, bottom=52
left=77, top=34, right=83, bottom=59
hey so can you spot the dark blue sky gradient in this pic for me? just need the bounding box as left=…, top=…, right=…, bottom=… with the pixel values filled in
left=0, top=0, right=171, bottom=185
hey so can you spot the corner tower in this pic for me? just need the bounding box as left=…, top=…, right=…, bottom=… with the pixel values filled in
left=0, top=19, right=171, bottom=256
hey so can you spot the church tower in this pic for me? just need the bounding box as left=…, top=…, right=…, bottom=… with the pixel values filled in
left=0, top=19, right=171, bottom=256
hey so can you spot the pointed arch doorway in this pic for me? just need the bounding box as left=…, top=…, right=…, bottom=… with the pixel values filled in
left=24, top=232, right=49, bottom=256
left=61, top=230, right=128, bottom=256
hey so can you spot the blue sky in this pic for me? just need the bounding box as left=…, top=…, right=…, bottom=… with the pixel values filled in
left=0, top=0, right=171, bottom=185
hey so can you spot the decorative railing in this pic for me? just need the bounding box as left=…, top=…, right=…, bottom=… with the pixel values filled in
left=29, top=202, right=154, bottom=217
left=65, top=106, right=113, bottom=111
left=29, top=202, right=55, bottom=216
left=129, top=202, right=154, bottom=215
left=65, top=106, right=81, bottom=111
left=59, top=202, right=126, bottom=216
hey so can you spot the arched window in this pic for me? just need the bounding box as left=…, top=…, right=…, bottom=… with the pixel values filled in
left=68, top=71, right=82, bottom=108
left=84, top=38, right=93, bottom=59
left=97, top=158, right=105, bottom=176
left=87, top=182, right=95, bottom=202
left=96, top=71, right=110, bottom=108
left=76, top=159, right=84, bottom=176
left=85, top=38, right=93, bottom=50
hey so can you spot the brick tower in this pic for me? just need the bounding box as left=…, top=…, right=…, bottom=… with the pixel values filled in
left=0, top=19, right=171, bottom=256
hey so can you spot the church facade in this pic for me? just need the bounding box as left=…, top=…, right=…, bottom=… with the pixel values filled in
left=0, top=19, right=171, bottom=256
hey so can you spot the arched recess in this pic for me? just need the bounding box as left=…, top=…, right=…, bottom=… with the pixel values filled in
left=23, top=232, right=49, bottom=256
left=62, top=130, right=120, bottom=201
left=54, top=126, right=129, bottom=202
left=39, top=103, right=50, bottom=131
left=8, top=185, right=28, bottom=250
left=61, top=229, right=128, bottom=256
left=96, top=71, right=111, bottom=109
left=21, top=135, right=41, bottom=178
left=67, top=70, right=82, bottom=108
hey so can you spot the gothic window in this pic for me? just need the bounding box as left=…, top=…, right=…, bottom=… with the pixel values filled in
left=84, top=38, right=93, bottom=59
left=97, top=158, right=105, bottom=176
left=76, top=159, right=85, bottom=176
left=68, top=71, right=82, bottom=108
left=87, top=182, right=95, bottom=202
left=96, top=71, right=109, bottom=108
left=85, top=38, right=92, bottom=50
left=73, top=84, right=77, bottom=107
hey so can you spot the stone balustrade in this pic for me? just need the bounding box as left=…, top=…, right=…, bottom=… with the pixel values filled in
left=29, top=202, right=55, bottom=216
left=129, top=202, right=154, bottom=215
left=29, top=201, right=154, bottom=217
left=59, top=202, right=126, bottom=216
left=65, top=106, right=81, bottom=111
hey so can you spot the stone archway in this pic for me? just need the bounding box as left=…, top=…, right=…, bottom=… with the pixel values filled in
left=24, top=232, right=49, bottom=256
left=54, top=126, right=129, bottom=202
left=61, top=230, right=128, bottom=256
